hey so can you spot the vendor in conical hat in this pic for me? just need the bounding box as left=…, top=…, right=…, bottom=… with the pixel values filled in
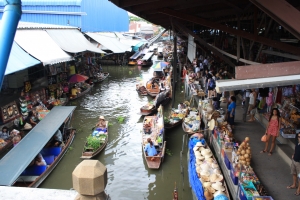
left=96, top=116, right=106, bottom=129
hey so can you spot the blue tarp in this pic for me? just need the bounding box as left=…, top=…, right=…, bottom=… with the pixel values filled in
left=5, top=41, right=41, bottom=75
left=132, top=41, right=144, bottom=52
left=188, top=137, right=206, bottom=200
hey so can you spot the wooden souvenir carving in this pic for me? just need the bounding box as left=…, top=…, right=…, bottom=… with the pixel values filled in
left=1, top=101, right=20, bottom=123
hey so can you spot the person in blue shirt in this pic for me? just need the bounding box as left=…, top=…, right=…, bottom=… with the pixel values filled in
left=144, top=138, right=157, bottom=157
left=227, top=96, right=236, bottom=128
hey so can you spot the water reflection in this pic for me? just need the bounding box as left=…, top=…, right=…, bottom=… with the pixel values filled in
left=40, top=65, right=192, bottom=200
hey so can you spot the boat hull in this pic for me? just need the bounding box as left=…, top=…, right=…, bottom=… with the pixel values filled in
left=93, top=72, right=109, bottom=83
left=69, top=84, right=93, bottom=101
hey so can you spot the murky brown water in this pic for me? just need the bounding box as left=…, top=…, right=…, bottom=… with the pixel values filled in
left=40, top=59, right=193, bottom=200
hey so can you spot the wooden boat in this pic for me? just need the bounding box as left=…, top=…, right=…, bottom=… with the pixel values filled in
left=164, top=108, right=188, bottom=130
left=173, top=182, right=179, bottom=200
left=93, top=72, right=109, bottom=83
left=136, top=84, right=148, bottom=96
left=0, top=106, right=76, bottom=188
left=69, top=84, right=93, bottom=101
left=139, top=103, right=157, bottom=116
left=81, top=121, right=108, bottom=159
left=142, top=106, right=166, bottom=169
left=145, top=78, right=161, bottom=97
left=141, top=60, right=153, bottom=67
left=128, top=59, right=138, bottom=66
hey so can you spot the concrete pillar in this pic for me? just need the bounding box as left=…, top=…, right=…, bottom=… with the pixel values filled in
left=72, top=160, right=108, bottom=200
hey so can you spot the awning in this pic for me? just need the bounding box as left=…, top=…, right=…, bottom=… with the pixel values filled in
left=0, top=106, right=76, bottom=186
left=119, top=39, right=140, bottom=47
left=85, top=32, right=131, bottom=53
left=5, top=42, right=41, bottom=75
left=14, top=30, right=73, bottom=66
left=46, top=29, right=105, bottom=54
left=216, top=75, right=300, bottom=92
left=130, top=51, right=142, bottom=59
left=141, top=52, right=154, bottom=61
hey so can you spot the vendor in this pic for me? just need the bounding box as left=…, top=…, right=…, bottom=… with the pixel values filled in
left=96, top=116, right=107, bottom=129
left=71, top=86, right=80, bottom=98
left=144, top=138, right=157, bottom=157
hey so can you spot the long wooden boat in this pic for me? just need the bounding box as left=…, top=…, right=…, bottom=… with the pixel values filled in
left=81, top=121, right=108, bottom=159
left=93, top=72, right=109, bottom=83
left=0, top=106, right=76, bottom=188
left=136, top=84, right=148, bottom=96
left=142, top=106, right=166, bottom=169
left=141, top=60, right=153, bottom=67
left=139, top=103, right=157, bottom=116
left=69, top=84, right=93, bottom=101
left=128, top=59, right=138, bottom=66
left=145, top=79, right=161, bottom=97
left=165, top=109, right=188, bottom=130
left=188, top=138, right=230, bottom=200
left=0, top=139, right=13, bottom=156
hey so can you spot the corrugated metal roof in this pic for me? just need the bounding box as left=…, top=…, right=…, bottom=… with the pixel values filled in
left=85, top=32, right=131, bottom=53
left=14, top=30, right=73, bottom=65
left=5, top=42, right=41, bottom=75
left=0, top=0, right=82, bottom=6
left=16, top=21, right=78, bottom=29
left=46, top=29, right=105, bottom=53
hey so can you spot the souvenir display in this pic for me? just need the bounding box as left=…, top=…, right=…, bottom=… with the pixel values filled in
left=1, top=101, right=20, bottom=123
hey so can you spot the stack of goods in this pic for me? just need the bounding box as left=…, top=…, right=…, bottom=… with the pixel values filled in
left=236, top=137, right=252, bottom=167
left=183, top=108, right=200, bottom=133
left=217, top=122, right=234, bottom=148
left=192, top=141, right=229, bottom=200
left=0, top=138, right=7, bottom=148
left=165, top=108, right=186, bottom=125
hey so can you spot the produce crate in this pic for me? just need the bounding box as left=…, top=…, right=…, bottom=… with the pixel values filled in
left=230, top=168, right=238, bottom=185
left=252, top=197, right=274, bottom=200
left=239, top=181, right=259, bottom=200
left=280, top=132, right=296, bottom=138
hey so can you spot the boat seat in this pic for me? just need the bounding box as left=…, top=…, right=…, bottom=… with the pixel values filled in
left=16, top=176, right=39, bottom=182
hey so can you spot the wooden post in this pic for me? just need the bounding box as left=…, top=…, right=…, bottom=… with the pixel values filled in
left=172, top=31, right=177, bottom=108
left=237, top=16, right=240, bottom=63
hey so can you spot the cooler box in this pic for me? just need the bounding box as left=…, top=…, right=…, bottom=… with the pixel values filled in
left=252, top=197, right=274, bottom=200
left=239, top=181, right=259, bottom=200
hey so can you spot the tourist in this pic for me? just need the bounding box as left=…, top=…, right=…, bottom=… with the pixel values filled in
left=144, top=138, right=157, bottom=156
left=227, top=96, right=236, bottom=129
left=207, top=71, right=216, bottom=98
left=50, top=129, right=63, bottom=147
left=286, top=133, right=300, bottom=196
left=12, top=135, right=21, bottom=147
left=34, top=153, right=47, bottom=166
left=96, top=116, right=107, bottom=129
left=0, top=126, right=10, bottom=140
left=248, top=89, right=258, bottom=122
left=260, top=108, right=281, bottom=156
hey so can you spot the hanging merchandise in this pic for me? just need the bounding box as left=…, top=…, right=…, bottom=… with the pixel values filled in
left=24, top=81, right=31, bottom=93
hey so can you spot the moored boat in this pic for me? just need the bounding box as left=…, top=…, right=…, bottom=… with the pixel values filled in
left=0, top=106, right=76, bottom=188
left=182, top=108, right=201, bottom=135
left=139, top=102, right=157, bottom=116
left=164, top=107, right=188, bottom=130
left=145, top=78, right=162, bottom=97
left=69, top=83, right=93, bottom=101
left=81, top=121, right=108, bottom=159
left=142, top=105, right=166, bottom=169
left=136, top=84, right=148, bottom=96
left=93, top=72, right=109, bottom=83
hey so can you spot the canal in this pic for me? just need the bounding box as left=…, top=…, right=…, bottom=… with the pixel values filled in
left=40, top=61, right=193, bottom=200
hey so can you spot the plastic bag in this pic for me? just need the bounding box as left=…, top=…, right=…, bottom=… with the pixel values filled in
left=261, top=134, right=267, bottom=142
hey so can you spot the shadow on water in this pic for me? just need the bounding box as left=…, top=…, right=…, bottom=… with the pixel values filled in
left=40, top=64, right=193, bottom=200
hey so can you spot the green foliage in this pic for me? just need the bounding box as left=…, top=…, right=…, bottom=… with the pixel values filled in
left=164, top=117, right=170, bottom=123
left=108, top=122, right=113, bottom=127
left=117, top=116, right=125, bottom=123
left=85, top=135, right=106, bottom=151
left=129, top=71, right=132, bottom=75
left=69, top=146, right=73, bottom=151
left=166, top=149, right=173, bottom=156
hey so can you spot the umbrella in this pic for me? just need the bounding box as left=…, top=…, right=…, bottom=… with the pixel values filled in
left=152, top=61, right=169, bottom=71
left=68, top=74, right=89, bottom=83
